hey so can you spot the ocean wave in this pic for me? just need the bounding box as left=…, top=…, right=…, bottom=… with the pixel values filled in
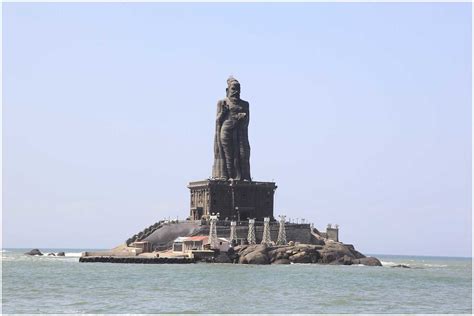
left=381, top=261, right=412, bottom=267
left=1, top=249, right=10, bottom=253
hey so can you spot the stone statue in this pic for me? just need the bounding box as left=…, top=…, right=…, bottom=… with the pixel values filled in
left=212, top=76, right=251, bottom=181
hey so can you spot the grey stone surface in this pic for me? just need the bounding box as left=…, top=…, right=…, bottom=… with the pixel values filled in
left=143, top=222, right=200, bottom=250
left=188, top=180, right=276, bottom=221
left=351, top=257, right=382, bottom=266
left=232, top=242, right=380, bottom=266
left=245, top=251, right=269, bottom=265
left=235, top=244, right=270, bottom=264
left=24, top=249, right=43, bottom=256
left=213, top=77, right=251, bottom=181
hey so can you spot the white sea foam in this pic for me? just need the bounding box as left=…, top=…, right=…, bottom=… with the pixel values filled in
left=42, top=252, right=83, bottom=257
left=381, top=260, right=447, bottom=268
left=423, top=263, right=448, bottom=268
left=64, top=252, right=83, bottom=257
left=381, top=261, right=413, bottom=267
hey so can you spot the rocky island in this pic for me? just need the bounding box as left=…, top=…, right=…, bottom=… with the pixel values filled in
left=78, top=77, right=381, bottom=267
left=226, top=241, right=381, bottom=266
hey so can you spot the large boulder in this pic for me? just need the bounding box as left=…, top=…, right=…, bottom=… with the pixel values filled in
left=57, top=252, right=65, bottom=256
left=268, top=245, right=321, bottom=264
left=318, top=240, right=356, bottom=264
left=272, top=250, right=289, bottom=262
left=234, top=241, right=380, bottom=267
left=236, top=244, right=270, bottom=265
left=268, top=246, right=291, bottom=262
left=25, top=249, right=43, bottom=256
left=343, top=244, right=366, bottom=259
left=245, top=251, right=269, bottom=265
left=351, top=257, right=382, bottom=266
left=240, top=244, right=268, bottom=257
left=238, top=255, right=248, bottom=264
left=289, top=251, right=311, bottom=263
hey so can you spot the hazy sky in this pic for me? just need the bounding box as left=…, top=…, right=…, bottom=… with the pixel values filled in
left=3, top=3, right=471, bottom=256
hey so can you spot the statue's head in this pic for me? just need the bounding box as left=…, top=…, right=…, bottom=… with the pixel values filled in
left=226, top=76, right=240, bottom=99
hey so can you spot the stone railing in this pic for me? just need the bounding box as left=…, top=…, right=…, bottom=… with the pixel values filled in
left=126, top=221, right=164, bottom=246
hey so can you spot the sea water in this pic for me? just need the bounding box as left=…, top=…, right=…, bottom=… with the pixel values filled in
left=2, top=249, right=472, bottom=314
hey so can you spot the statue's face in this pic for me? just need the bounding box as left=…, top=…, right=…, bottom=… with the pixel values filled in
left=228, top=83, right=241, bottom=99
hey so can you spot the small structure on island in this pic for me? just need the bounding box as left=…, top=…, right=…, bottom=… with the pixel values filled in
left=172, top=236, right=230, bottom=253
left=276, top=215, right=287, bottom=245
left=172, top=236, right=208, bottom=253
left=261, top=217, right=272, bottom=245
left=208, top=213, right=219, bottom=249
left=130, top=240, right=153, bottom=253
left=247, top=219, right=256, bottom=245
left=230, top=221, right=237, bottom=243
left=326, top=224, right=339, bottom=242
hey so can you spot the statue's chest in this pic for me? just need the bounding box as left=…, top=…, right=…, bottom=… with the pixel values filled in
left=227, top=102, right=243, bottom=114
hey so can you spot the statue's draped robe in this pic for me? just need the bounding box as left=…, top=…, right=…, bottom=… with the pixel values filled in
left=212, top=98, right=251, bottom=180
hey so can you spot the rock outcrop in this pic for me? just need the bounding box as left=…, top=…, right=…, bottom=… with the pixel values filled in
left=351, top=257, right=383, bottom=266
left=391, top=264, right=410, bottom=268
left=24, top=249, right=43, bottom=256
left=230, top=241, right=381, bottom=266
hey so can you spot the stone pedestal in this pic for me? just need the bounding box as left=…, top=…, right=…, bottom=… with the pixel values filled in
left=188, top=179, right=277, bottom=221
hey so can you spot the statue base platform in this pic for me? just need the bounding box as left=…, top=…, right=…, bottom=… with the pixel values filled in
left=187, top=179, right=277, bottom=221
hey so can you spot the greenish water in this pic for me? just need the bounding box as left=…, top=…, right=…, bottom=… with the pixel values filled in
left=2, top=249, right=472, bottom=314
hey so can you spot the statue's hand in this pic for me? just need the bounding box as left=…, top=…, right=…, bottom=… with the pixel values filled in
left=237, top=113, right=247, bottom=120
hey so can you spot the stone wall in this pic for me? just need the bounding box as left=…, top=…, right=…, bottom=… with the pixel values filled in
left=195, top=223, right=312, bottom=244
left=188, top=179, right=277, bottom=221
left=131, top=221, right=317, bottom=250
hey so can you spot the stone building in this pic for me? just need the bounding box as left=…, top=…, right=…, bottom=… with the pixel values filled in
left=188, top=179, right=277, bottom=221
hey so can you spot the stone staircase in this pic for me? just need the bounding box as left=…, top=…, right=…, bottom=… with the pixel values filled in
left=125, top=221, right=165, bottom=246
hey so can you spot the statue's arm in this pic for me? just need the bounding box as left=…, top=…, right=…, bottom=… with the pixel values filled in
left=216, top=100, right=226, bottom=124
left=242, top=101, right=250, bottom=127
